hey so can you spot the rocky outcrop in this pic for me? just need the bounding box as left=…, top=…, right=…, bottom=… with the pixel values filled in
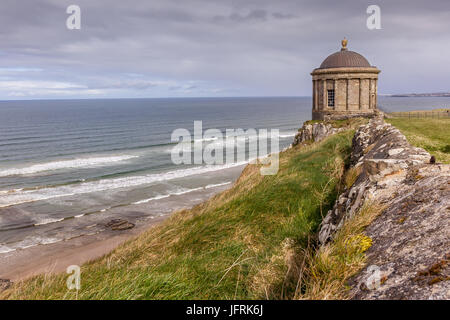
left=318, top=117, right=432, bottom=243
left=350, top=163, right=449, bottom=299
left=318, top=116, right=450, bottom=299
left=105, top=219, right=135, bottom=231
left=292, top=122, right=346, bottom=146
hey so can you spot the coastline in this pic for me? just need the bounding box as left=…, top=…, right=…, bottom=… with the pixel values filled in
left=0, top=181, right=236, bottom=282
left=0, top=220, right=158, bottom=282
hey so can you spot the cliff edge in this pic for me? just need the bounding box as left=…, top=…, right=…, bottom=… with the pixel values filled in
left=319, top=117, right=449, bottom=299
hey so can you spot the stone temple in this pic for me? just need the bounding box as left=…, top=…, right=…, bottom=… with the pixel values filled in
left=311, top=39, right=380, bottom=120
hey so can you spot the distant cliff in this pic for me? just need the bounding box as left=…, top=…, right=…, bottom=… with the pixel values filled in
left=389, top=92, right=450, bottom=97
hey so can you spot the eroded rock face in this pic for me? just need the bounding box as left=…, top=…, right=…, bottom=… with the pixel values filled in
left=318, top=116, right=450, bottom=299
left=292, top=122, right=345, bottom=146
left=319, top=117, right=432, bottom=244
left=350, top=164, right=450, bottom=299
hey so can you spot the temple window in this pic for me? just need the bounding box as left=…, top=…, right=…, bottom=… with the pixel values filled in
left=327, top=89, right=335, bottom=107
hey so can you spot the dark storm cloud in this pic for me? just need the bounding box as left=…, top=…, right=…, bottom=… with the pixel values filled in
left=0, top=0, right=449, bottom=99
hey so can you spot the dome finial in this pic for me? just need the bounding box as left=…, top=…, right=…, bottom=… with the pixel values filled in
left=341, top=37, right=348, bottom=51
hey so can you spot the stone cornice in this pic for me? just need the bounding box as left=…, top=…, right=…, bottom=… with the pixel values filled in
left=311, top=67, right=381, bottom=76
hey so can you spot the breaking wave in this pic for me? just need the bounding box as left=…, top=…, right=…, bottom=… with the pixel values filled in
left=0, top=162, right=246, bottom=207
left=0, top=236, right=62, bottom=254
left=132, top=182, right=231, bottom=205
left=0, top=155, right=139, bottom=177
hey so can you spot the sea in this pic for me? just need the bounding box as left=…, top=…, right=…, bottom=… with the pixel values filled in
left=0, top=96, right=448, bottom=254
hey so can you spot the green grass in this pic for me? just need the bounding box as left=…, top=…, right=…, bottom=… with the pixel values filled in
left=386, top=118, right=450, bottom=163
left=2, top=131, right=355, bottom=300
left=388, top=108, right=450, bottom=117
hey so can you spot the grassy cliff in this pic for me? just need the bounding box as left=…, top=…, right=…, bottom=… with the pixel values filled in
left=4, top=116, right=447, bottom=300
left=386, top=117, right=450, bottom=163
left=2, top=129, right=356, bottom=300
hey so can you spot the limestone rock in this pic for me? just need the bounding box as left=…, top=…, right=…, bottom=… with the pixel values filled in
left=292, top=122, right=345, bottom=146
left=349, top=164, right=450, bottom=299
left=319, top=116, right=432, bottom=244
left=317, top=116, right=450, bottom=299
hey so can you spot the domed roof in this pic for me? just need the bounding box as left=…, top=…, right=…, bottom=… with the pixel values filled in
left=319, top=39, right=372, bottom=69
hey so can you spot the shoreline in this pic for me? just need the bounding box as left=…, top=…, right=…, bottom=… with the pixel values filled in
left=0, top=181, right=236, bottom=282
left=0, top=218, right=162, bottom=282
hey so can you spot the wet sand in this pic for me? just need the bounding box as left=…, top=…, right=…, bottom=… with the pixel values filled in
left=0, top=182, right=236, bottom=282
left=0, top=218, right=162, bottom=281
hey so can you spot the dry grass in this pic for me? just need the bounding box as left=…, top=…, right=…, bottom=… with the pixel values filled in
left=295, top=203, right=384, bottom=300
left=343, top=166, right=362, bottom=189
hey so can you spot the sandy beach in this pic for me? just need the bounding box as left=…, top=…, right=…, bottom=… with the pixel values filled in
left=0, top=219, right=160, bottom=281
left=0, top=182, right=235, bottom=282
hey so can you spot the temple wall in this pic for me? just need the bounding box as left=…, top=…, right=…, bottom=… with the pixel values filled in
left=311, top=67, right=380, bottom=120
left=360, top=79, right=370, bottom=110
left=348, top=79, right=360, bottom=110
left=317, top=80, right=324, bottom=107
left=336, top=79, right=347, bottom=111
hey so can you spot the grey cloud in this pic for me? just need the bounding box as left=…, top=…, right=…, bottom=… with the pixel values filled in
left=213, top=10, right=268, bottom=23
left=93, top=80, right=161, bottom=90
left=214, top=9, right=296, bottom=23
left=0, top=0, right=449, bottom=99
left=230, top=9, right=268, bottom=22
left=272, top=12, right=297, bottom=20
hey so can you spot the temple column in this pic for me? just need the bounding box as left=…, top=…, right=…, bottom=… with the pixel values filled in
left=346, top=79, right=349, bottom=110
left=374, top=79, right=378, bottom=109
left=359, top=79, right=362, bottom=110
left=313, top=80, right=317, bottom=110
left=334, top=79, right=337, bottom=110
left=315, top=80, right=319, bottom=110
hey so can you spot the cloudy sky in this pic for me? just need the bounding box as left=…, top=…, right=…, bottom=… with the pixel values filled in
left=0, top=0, right=449, bottom=99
